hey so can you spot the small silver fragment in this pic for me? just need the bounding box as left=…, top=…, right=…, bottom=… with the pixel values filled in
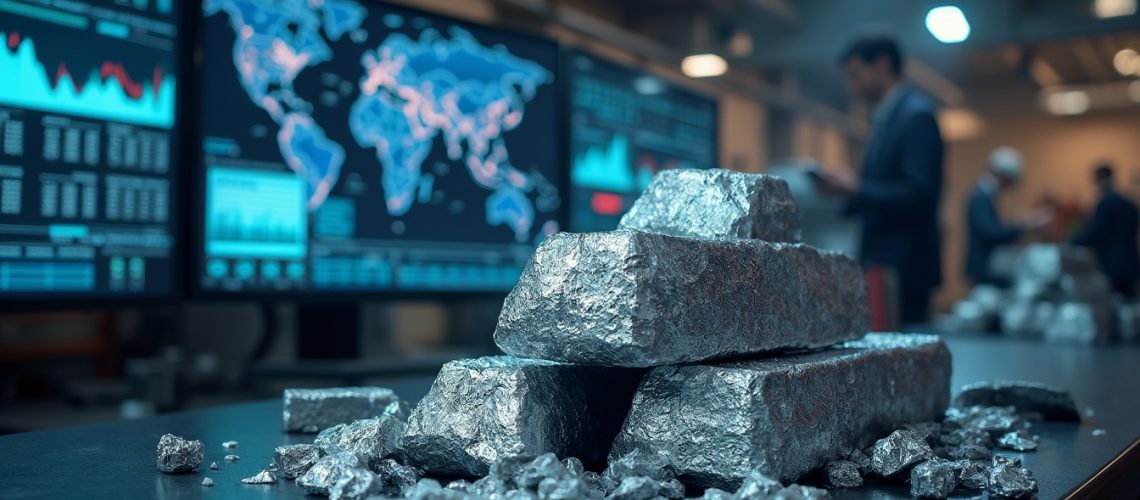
left=222, top=440, right=238, bottom=449
left=209, top=462, right=219, bottom=470
left=297, top=452, right=367, bottom=496
left=201, top=477, right=214, bottom=487
left=997, top=431, right=1038, bottom=452
left=1093, top=428, right=1107, bottom=437
left=274, top=443, right=322, bottom=479
left=618, top=169, right=801, bottom=242
left=869, top=430, right=934, bottom=479
left=987, top=459, right=1038, bottom=499
left=909, top=459, right=958, bottom=499
left=315, top=415, right=405, bottom=470
left=495, top=230, right=869, bottom=367
left=155, top=433, right=204, bottom=474
left=224, top=454, right=239, bottom=461
left=283, top=387, right=400, bottom=433
left=241, top=469, right=277, bottom=485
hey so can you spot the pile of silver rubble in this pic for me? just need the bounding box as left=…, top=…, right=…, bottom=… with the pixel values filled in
left=154, top=171, right=1072, bottom=498
left=941, top=244, right=1139, bottom=343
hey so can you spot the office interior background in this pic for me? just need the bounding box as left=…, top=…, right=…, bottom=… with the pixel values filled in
left=1, top=0, right=1139, bottom=432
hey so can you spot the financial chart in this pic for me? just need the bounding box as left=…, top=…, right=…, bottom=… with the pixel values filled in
left=0, top=0, right=181, bottom=297
left=568, top=50, right=718, bottom=232
left=198, top=0, right=561, bottom=293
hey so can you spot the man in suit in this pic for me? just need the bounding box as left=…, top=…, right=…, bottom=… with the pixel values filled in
left=964, top=147, right=1050, bottom=286
left=1073, top=164, right=1140, bottom=298
left=815, top=34, right=945, bottom=324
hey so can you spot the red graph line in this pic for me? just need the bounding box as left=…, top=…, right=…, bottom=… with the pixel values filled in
left=4, top=34, right=165, bottom=102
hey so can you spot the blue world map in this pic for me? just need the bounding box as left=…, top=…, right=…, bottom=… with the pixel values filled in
left=203, top=0, right=553, bottom=242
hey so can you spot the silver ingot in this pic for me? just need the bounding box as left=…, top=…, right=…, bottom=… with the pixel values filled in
left=609, top=333, right=950, bottom=488
left=618, top=169, right=800, bottom=242
left=402, top=356, right=643, bottom=477
left=495, top=230, right=868, bottom=367
left=283, top=387, right=400, bottom=433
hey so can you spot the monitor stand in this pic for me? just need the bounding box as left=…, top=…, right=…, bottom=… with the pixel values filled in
left=296, top=303, right=360, bottom=359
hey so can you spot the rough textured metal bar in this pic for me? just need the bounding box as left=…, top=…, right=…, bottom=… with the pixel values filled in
left=402, top=356, right=644, bottom=477
left=954, top=381, right=1080, bottom=422
left=282, top=387, right=399, bottom=433
left=495, top=230, right=868, bottom=367
left=609, top=333, right=950, bottom=488
left=617, top=169, right=800, bottom=242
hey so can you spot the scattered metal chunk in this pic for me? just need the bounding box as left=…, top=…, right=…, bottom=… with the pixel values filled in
left=603, top=449, right=675, bottom=483
left=997, top=431, right=1038, bottom=452
left=992, top=456, right=1021, bottom=467
left=944, top=406, right=1028, bottom=437
left=494, top=231, right=869, bottom=367
left=283, top=387, right=400, bottom=433
left=201, top=477, right=214, bottom=487
left=608, top=476, right=659, bottom=500
left=1044, top=302, right=1115, bottom=344
left=955, top=380, right=1080, bottom=422
left=822, top=461, right=862, bottom=489
left=315, top=414, right=405, bottom=470
left=1014, top=244, right=1099, bottom=283
left=297, top=452, right=369, bottom=496
left=610, top=334, right=950, bottom=487
left=221, top=440, right=238, bottom=449
left=955, top=460, right=990, bottom=490
left=939, top=427, right=993, bottom=449
left=209, top=462, right=219, bottom=471
left=987, top=459, right=1038, bottom=499
left=657, top=478, right=685, bottom=499
left=733, top=471, right=783, bottom=499
left=224, top=454, right=239, bottom=462
left=274, top=443, right=322, bottom=479
left=909, top=459, right=958, bottom=499
left=155, top=433, right=204, bottom=474
left=699, top=488, right=734, bottom=500
left=403, top=356, right=643, bottom=477
left=517, top=453, right=572, bottom=490
left=241, top=470, right=277, bottom=485
left=1092, top=428, right=1107, bottom=437
left=373, top=459, right=420, bottom=496
left=869, top=430, right=935, bottom=479
left=328, top=467, right=382, bottom=500
left=617, top=169, right=801, bottom=242
left=769, top=484, right=831, bottom=499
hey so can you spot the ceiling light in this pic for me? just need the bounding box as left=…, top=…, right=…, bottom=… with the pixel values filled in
left=681, top=54, right=728, bottom=78
left=925, top=6, right=971, bottom=44
left=1114, top=48, right=1138, bottom=76
left=1094, top=0, right=1137, bottom=18
left=1042, top=89, right=1091, bottom=116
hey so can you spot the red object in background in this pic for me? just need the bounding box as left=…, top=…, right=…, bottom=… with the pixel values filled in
left=591, top=192, right=624, bottom=215
left=864, top=266, right=899, bottom=332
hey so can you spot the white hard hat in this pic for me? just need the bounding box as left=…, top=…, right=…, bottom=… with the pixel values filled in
left=988, top=147, right=1023, bottom=181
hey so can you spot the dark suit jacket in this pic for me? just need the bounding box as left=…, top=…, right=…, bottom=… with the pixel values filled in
left=850, top=86, right=945, bottom=293
left=1073, top=190, right=1140, bottom=286
left=965, top=184, right=1022, bottom=284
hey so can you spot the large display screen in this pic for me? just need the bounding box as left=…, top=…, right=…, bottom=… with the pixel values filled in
left=0, top=0, right=182, bottom=298
left=197, top=0, right=561, bottom=294
left=568, top=50, right=718, bottom=232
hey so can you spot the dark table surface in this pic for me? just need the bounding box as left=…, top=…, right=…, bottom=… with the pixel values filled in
left=1, top=335, right=1138, bottom=499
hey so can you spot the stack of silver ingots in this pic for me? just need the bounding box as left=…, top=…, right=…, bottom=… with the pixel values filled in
left=394, top=169, right=953, bottom=494
left=944, top=244, right=1133, bottom=343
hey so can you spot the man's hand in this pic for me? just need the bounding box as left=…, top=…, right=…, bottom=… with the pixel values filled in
left=813, top=165, right=860, bottom=197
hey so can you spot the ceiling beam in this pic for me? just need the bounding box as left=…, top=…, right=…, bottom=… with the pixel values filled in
left=1071, top=38, right=1114, bottom=81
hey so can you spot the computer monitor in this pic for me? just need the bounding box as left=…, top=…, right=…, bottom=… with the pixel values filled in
left=0, top=0, right=184, bottom=301
left=567, top=49, right=718, bottom=232
left=195, top=0, right=562, bottom=295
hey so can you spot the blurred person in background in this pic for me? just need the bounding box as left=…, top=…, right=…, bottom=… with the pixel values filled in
left=965, top=147, right=1052, bottom=286
left=815, top=33, right=944, bottom=324
left=1072, top=163, right=1140, bottom=298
